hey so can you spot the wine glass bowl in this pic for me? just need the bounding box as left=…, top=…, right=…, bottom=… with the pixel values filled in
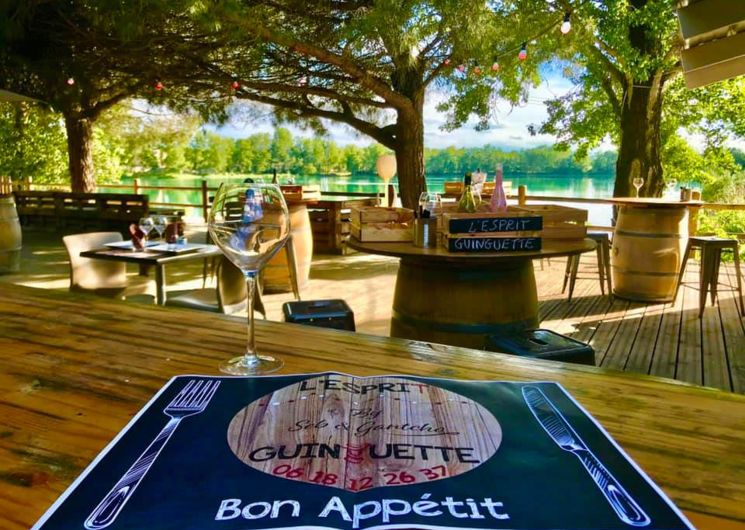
left=632, top=177, right=644, bottom=198
left=208, top=183, right=290, bottom=375
left=138, top=217, right=154, bottom=246
left=152, top=215, right=168, bottom=242
left=418, top=192, right=442, bottom=217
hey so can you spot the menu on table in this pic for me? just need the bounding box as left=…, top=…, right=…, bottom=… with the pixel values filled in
left=33, top=373, right=695, bottom=530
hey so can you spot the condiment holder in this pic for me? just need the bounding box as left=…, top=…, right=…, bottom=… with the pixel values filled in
left=413, top=217, right=438, bottom=248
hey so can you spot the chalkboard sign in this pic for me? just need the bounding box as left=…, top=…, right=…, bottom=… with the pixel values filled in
left=448, top=236, right=542, bottom=252
left=447, top=216, right=542, bottom=234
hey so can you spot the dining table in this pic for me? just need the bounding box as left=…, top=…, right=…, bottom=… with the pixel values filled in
left=347, top=237, right=597, bottom=349
left=1, top=283, right=744, bottom=529
left=79, top=243, right=223, bottom=305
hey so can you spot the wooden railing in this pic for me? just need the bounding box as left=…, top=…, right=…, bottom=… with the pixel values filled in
left=12, top=177, right=745, bottom=232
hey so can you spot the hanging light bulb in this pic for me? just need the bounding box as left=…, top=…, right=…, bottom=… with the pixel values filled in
left=231, top=80, right=240, bottom=90
left=473, top=65, right=482, bottom=75
left=66, top=77, right=75, bottom=86
left=154, top=80, right=164, bottom=91
left=518, top=43, right=527, bottom=61
left=491, top=62, right=500, bottom=72
left=457, top=64, right=466, bottom=73
left=444, top=58, right=451, bottom=66
left=561, top=12, right=571, bottom=34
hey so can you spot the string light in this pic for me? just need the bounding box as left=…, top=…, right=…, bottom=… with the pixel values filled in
left=560, top=12, right=571, bottom=34
left=154, top=80, right=164, bottom=91
left=473, top=66, right=482, bottom=75
left=491, top=62, right=500, bottom=72
left=66, top=77, right=75, bottom=86
left=457, top=64, right=466, bottom=72
left=231, top=80, right=240, bottom=90
left=518, top=43, right=527, bottom=61
left=444, top=58, right=451, bottom=66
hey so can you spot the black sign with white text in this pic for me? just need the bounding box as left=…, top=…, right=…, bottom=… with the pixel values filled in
left=447, top=216, right=542, bottom=234
left=447, top=236, right=542, bottom=252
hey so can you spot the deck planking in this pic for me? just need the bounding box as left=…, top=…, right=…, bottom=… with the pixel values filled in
left=4, top=228, right=745, bottom=394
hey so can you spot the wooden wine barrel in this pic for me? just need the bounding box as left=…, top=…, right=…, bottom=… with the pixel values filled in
left=390, top=257, right=539, bottom=349
left=0, top=196, right=21, bottom=274
left=263, top=203, right=313, bottom=293
left=612, top=205, right=688, bottom=302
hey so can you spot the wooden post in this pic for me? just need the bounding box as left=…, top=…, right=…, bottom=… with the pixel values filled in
left=689, top=191, right=702, bottom=236
left=518, top=185, right=527, bottom=206
left=133, top=178, right=139, bottom=195
left=24, top=176, right=32, bottom=191
left=201, top=179, right=209, bottom=222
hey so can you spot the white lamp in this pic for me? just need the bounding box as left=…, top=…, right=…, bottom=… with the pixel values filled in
left=376, top=154, right=397, bottom=206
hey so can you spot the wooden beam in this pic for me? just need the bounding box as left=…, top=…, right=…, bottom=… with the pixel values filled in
left=677, top=0, right=745, bottom=88
left=678, top=0, right=745, bottom=43
left=681, top=31, right=745, bottom=88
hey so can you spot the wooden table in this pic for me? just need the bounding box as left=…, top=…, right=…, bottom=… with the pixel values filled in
left=608, top=198, right=703, bottom=302
left=1, top=283, right=744, bottom=530
left=80, top=244, right=222, bottom=305
left=347, top=237, right=597, bottom=349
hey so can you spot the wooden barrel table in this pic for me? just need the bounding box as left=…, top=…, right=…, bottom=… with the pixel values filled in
left=0, top=196, right=22, bottom=273
left=347, top=238, right=596, bottom=349
left=263, top=202, right=313, bottom=293
left=610, top=199, right=701, bottom=303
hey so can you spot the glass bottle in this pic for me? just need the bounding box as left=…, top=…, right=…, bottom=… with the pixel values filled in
left=458, top=172, right=479, bottom=213
left=490, top=163, right=508, bottom=213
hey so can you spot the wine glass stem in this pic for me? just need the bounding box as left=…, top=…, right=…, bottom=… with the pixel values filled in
left=243, top=271, right=259, bottom=365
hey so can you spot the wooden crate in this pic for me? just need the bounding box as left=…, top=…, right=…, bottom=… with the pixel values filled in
left=512, top=204, right=587, bottom=239
left=351, top=206, right=413, bottom=224
left=350, top=206, right=414, bottom=242
left=281, top=185, right=321, bottom=201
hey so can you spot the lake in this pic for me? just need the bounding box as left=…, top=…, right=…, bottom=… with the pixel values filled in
left=102, top=172, right=686, bottom=227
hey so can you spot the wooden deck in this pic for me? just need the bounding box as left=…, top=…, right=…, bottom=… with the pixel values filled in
left=5, top=227, right=745, bottom=394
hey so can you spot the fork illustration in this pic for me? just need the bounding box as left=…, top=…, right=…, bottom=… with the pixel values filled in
left=84, top=379, right=220, bottom=529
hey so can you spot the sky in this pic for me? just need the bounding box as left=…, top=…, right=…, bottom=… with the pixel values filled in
left=208, top=70, right=593, bottom=151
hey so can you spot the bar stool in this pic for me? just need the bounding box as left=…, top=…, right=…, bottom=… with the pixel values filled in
left=562, top=232, right=612, bottom=302
left=675, top=236, right=744, bottom=317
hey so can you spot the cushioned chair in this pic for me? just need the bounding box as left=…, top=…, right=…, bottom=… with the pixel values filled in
left=63, top=232, right=153, bottom=301
left=167, top=256, right=265, bottom=316
left=62, top=232, right=129, bottom=298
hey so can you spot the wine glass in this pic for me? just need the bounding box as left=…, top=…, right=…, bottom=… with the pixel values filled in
left=152, top=215, right=168, bottom=242
left=208, top=183, right=290, bottom=375
left=632, top=177, right=644, bottom=198
left=418, top=192, right=442, bottom=217
left=138, top=217, right=154, bottom=247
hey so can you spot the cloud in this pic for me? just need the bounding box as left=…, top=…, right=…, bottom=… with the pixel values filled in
left=209, top=72, right=582, bottom=150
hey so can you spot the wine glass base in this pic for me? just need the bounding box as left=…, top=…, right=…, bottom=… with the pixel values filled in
left=219, top=354, right=283, bottom=375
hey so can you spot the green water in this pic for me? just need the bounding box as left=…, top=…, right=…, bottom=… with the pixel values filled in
left=101, top=172, right=619, bottom=224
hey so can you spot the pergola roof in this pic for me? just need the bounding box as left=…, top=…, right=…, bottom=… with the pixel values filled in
left=0, top=89, right=38, bottom=103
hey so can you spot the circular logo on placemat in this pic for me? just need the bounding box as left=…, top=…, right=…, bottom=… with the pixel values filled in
left=227, top=375, right=502, bottom=491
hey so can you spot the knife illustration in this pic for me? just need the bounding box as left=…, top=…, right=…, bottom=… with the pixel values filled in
left=522, top=385, right=651, bottom=527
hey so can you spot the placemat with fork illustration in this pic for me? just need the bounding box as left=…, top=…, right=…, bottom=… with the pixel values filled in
left=32, top=373, right=695, bottom=530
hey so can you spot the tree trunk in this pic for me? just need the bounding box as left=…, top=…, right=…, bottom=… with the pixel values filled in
left=64, top=114, right=96, bottom=192
left=394, top=107, right=426, bottom=209
left=614, top=78, right=665, bottom=198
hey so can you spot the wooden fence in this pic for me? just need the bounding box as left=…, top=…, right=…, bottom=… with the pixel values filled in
left=12, top=176, right=745, bottom=233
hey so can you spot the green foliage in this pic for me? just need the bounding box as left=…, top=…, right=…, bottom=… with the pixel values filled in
left=0, top=102, right=67, bottom=184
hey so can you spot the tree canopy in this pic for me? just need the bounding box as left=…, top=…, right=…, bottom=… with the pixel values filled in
left=527, top=0, right=745, bottom=196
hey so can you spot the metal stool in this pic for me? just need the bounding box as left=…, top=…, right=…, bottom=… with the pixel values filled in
left=675, top=236, right=744, bottom=317
left=562, top=232, right=612, bottom=302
